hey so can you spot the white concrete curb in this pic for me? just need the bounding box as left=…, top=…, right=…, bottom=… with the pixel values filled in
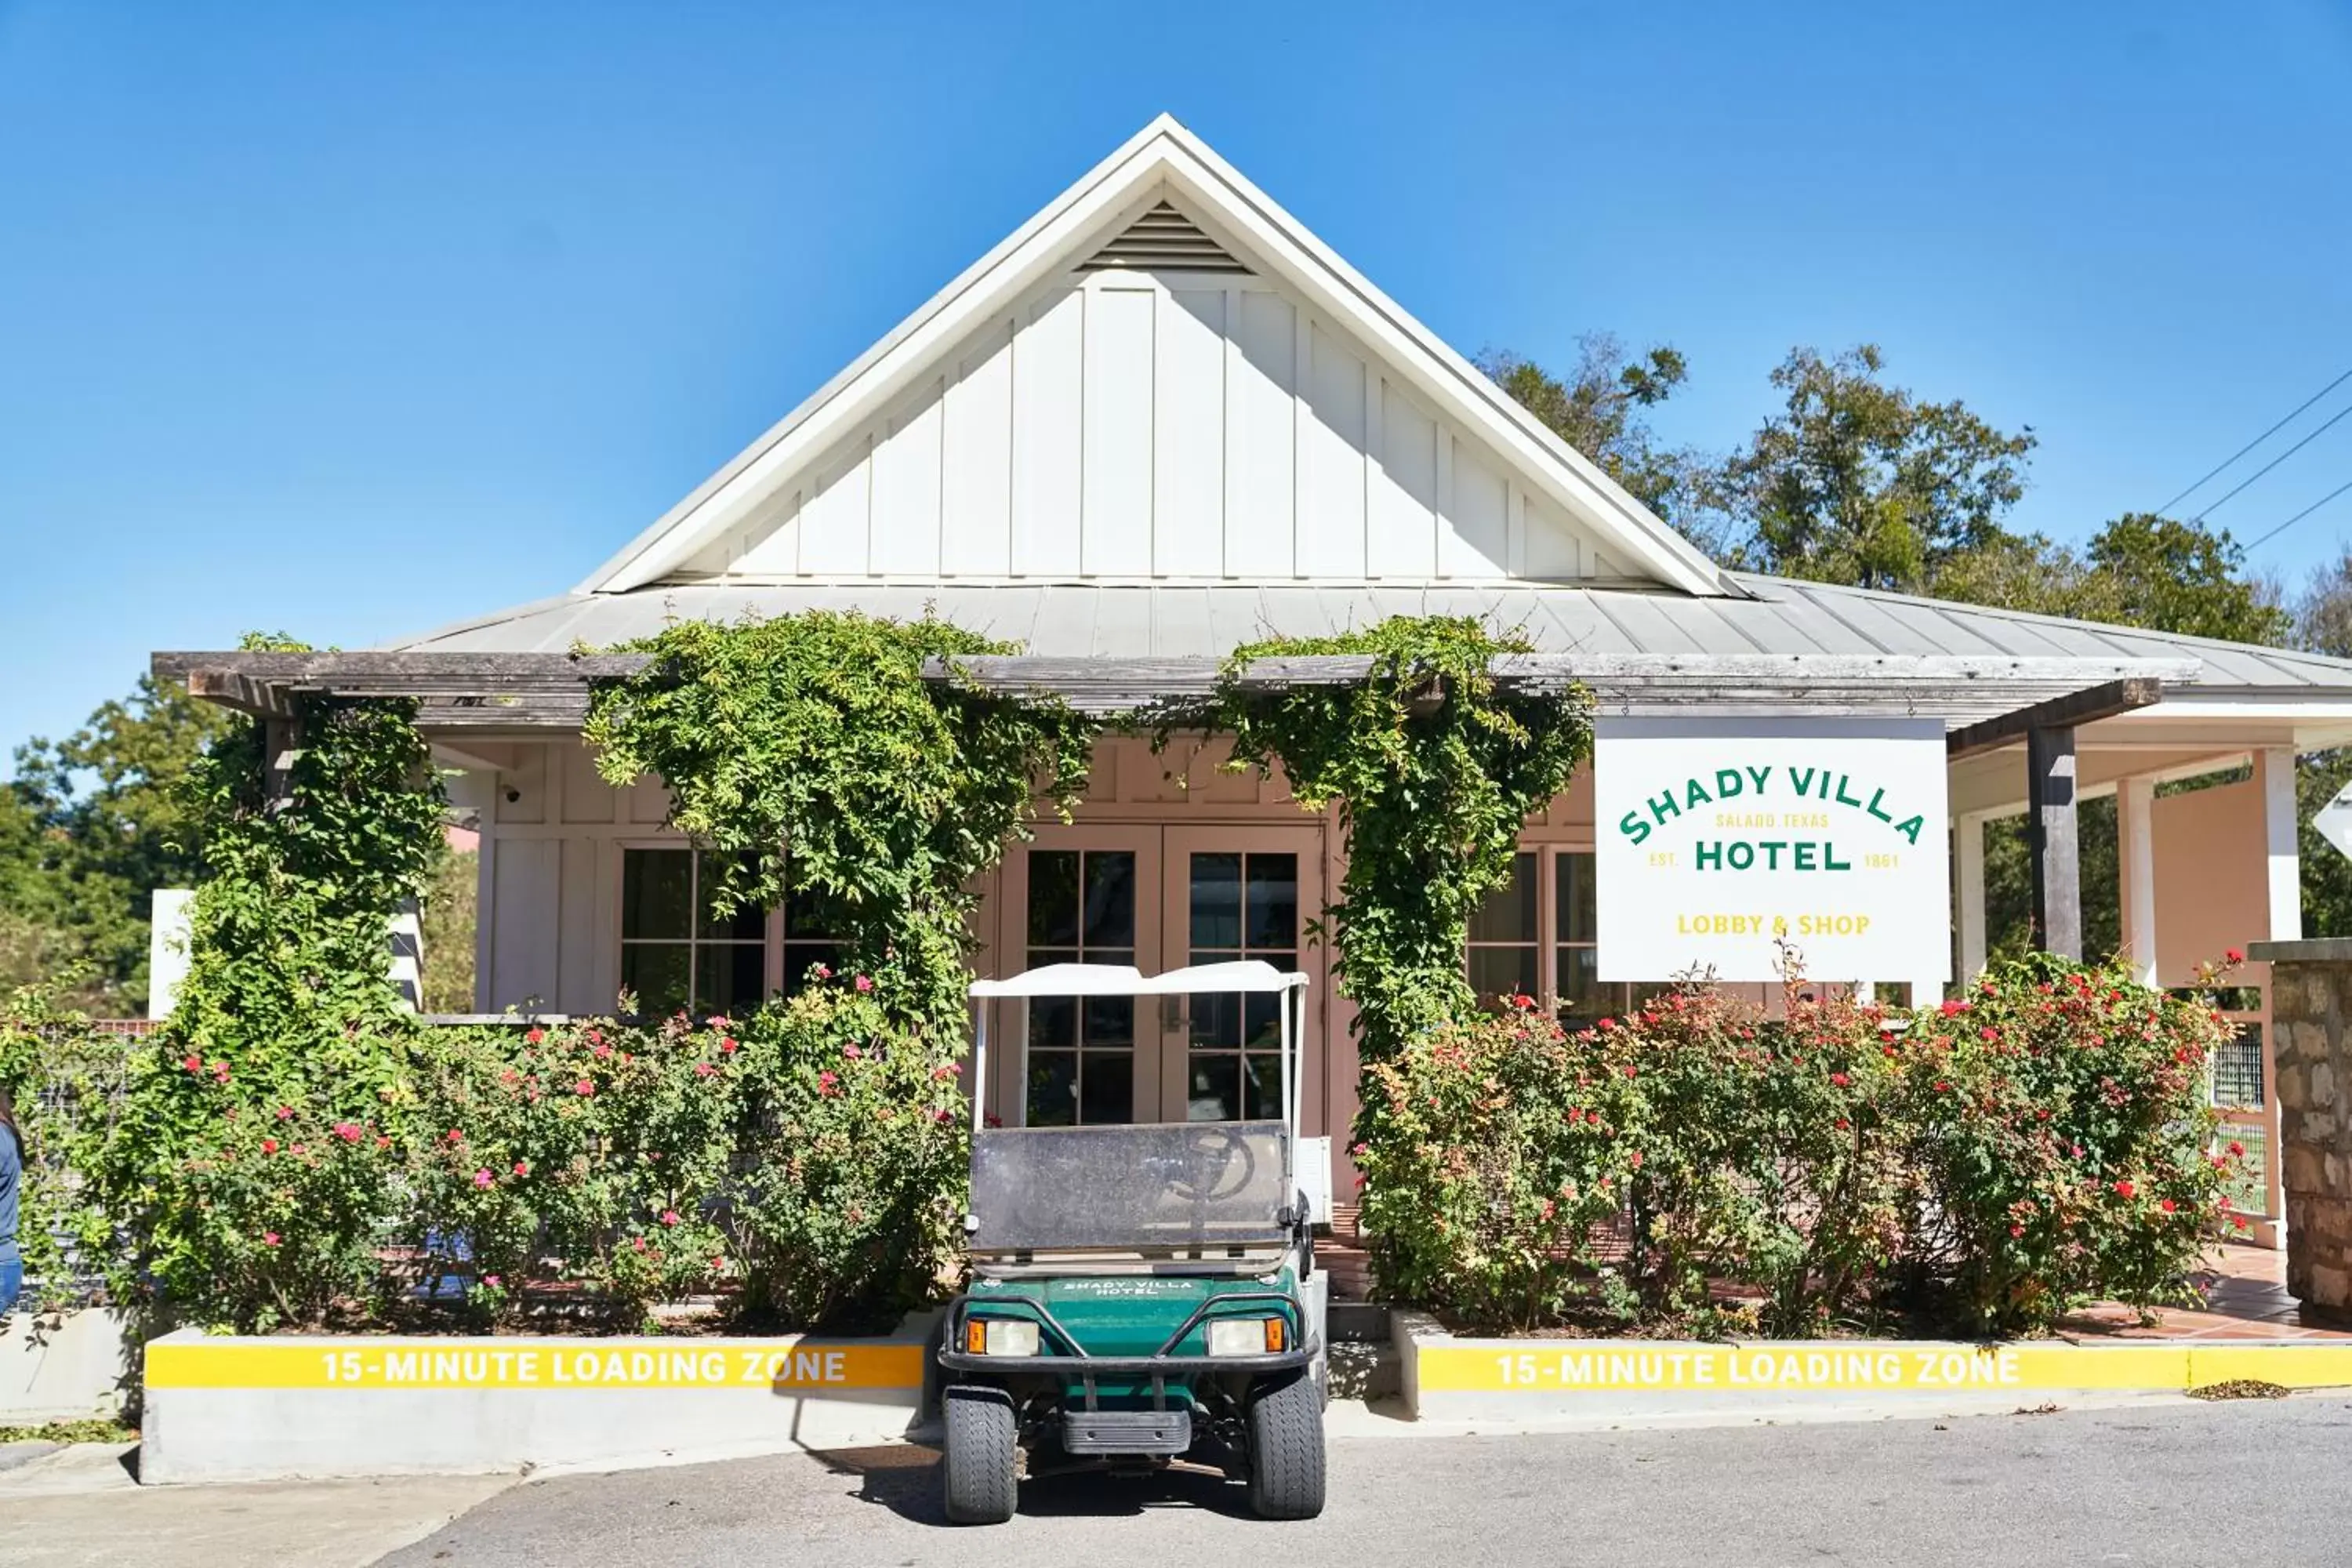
left=141, top=1313, right=936, bottom=1485
left=2, top=1309, right=132, bottom=1423
left=1393, top=1309, right=2352, bottom=1424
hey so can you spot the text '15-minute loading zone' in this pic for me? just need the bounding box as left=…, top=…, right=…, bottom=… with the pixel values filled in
left=937, top=960, right=1328, bottom=1525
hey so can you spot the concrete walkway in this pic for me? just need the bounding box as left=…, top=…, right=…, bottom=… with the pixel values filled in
left=0, top=1443, right=511, bottom=1568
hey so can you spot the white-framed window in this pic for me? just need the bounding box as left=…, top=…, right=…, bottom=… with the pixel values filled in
left=618, top=847, right=768, bottom=1018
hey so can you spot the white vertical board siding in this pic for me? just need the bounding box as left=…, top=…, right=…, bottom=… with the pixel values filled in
left=797, top=442, right=871, bottom=575
left=1155, top=288, right=1226, bottom=576
left=713, top=270, right=1620, bottom=584
left=869, top=379, right=944, bottom=575
left=942, top=322, right=1014, bottom=575
left=1521, top=488, right=1584, bottom=579
left=1297, top=321, right=1367, bottom=575
left=1370, top=379, right=1438, bottom=577
left=1226, top=289, right=1298, bottom=577
left=1081, top=284, right=1155, bottom=575
left=1011, top=287, right=1085, bottom=574
left=1443, top=438, right=1510, bottom=576
left=488, top=840, right=560, bottom=1011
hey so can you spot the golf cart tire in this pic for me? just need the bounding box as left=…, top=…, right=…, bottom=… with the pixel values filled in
left=1246, top=1371, right=1327, bottom=1520
left=942, top=1386, right=1019, bottom=1525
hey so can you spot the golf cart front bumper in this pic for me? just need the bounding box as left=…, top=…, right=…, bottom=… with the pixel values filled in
left=937, top=1290, right=1318, bottom=1380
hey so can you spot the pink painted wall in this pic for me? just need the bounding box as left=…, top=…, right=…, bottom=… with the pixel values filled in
left=2151, top=779, right=2267, bottom=984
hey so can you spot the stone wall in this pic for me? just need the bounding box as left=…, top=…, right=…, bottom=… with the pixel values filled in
left=2251, top=939, right=2352, bottom=1312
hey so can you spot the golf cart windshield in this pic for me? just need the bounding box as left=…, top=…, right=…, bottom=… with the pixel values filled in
left=967, top=1121, right=1290, bottom=1254
left=964, top=960, right=1308, bottom=1258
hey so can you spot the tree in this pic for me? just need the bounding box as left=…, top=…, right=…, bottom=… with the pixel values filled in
left=3, top=673, right=231, bottom=1009
left=1711, top=345, right=2037, bottom=592
left=2078, top=514, right=2290, bottom=645
left=1478, top=335, right=1719, bottom=550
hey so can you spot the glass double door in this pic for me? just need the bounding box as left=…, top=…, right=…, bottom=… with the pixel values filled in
left=1004, top=826, right=1318, bottom=1127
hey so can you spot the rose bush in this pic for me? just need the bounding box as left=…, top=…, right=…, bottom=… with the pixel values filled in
left=1896, top=953, right=2241, bottom=1334
left=723, top=978, right=968, bottom=1331
left=1355, top=998, right=1644, bottom=1331
left=1356, top=955, right=2247, bottom=1337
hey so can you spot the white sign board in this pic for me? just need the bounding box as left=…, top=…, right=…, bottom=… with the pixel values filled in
left=1595, top=717, right=1951, bottom=985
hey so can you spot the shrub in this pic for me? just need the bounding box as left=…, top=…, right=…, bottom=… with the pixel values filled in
left=0, top=993, right=132, bottom=1313
left=1356, top=956, right=2247, bottom=1338
left=724, top=979, right=969, bottom=1332
left=399, top=1014, right=744, bottom=1325
left=1899, top=953, right=2241, bottom=1334
left=91, top=1017, right=412, bottom=1333
left=1354, top=1001, right=1642, bottom=1331
left=1617, top=985, right=1911, bottom=1335
left=393, top=975, right=967, bottom=1333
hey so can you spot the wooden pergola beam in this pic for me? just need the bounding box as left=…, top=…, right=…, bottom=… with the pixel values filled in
left=1944, top=677, right=2166, bottom=761
left=153, top=649, right=2200, bottom=734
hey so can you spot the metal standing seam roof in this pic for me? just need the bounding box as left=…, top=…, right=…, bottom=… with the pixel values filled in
left=378, top=575, right=2352, bottom=695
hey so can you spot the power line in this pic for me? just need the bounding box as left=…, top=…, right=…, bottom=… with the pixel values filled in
left=2245, top=474, right=2352, bottom=553
left=2190, top=397, right=2352, bottom=521
left=2154, top=366, right=2352, bottom=514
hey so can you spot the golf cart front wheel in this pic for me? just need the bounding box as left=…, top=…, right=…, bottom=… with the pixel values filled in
left=942, top=1385, right=1018, bottom=1525
left=1247, top=1371, right=1327, bottom=1520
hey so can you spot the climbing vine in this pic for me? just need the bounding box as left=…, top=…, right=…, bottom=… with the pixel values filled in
left=583, top=612, right=1096, bottom=1036
left=88, top=644, right=450, bottom=1330
left=1203, top=616, right=1593, bottom=1060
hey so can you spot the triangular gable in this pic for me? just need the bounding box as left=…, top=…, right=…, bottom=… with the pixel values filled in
left=583, top=115, right=1734, bottom=597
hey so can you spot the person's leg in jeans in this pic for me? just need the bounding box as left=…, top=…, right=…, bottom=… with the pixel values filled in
left=0, top=1254, right=21, bottom=1321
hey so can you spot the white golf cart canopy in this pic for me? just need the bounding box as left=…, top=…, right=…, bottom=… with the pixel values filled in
left=969, top=960, right=1308, bottom=999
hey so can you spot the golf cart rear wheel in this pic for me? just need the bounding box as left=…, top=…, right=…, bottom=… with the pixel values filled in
left=1247, top=1371, right=1327, bottom=1520
left=942, top=1386, right=1018, bottom=1525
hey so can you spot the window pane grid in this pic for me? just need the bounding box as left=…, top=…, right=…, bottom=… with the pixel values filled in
left=1026, top=850, right=1138, bottom=1126
left=1188, top=851, right=1297, bottom=1122
left=621, top=848, right=775, bottom=1018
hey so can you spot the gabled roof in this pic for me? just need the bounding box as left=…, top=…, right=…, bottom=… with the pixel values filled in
left=580, top=114, right=1735, bottom=599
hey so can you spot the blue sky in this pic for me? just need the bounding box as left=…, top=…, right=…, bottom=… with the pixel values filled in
left=3, top=2, right=2350, bottom=761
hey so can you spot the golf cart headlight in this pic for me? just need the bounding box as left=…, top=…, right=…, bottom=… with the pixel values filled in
left=967, top=1318, right=1039, bottom=1357
left=1207, top=1317, right=1285, bottom=1357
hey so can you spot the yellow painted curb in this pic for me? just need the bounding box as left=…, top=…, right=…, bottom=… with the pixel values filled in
left=146, top=1338, right=924, bottom=1392
left=1417, top=1340, right=2352, bottom=1396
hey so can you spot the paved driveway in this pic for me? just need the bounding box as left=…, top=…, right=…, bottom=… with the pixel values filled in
left=375, top=1398, right=2352, bottom=1568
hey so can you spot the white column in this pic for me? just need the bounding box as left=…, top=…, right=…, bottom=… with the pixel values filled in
left=2117, top=775, right=2158, bottom=985
left=2256, top=747, right=2303, bottom=942
left=1957, top=811, right=1990, bottom=978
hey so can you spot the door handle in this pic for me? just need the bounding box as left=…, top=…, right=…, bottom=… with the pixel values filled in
left=1160, top=996, right=1188, bottom=1032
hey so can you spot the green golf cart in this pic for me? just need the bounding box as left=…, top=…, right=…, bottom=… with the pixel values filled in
left=936, top=960, right=1328, bottom=1524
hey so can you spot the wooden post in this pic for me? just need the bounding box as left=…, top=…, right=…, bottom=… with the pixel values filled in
left=2026, top=724, right=2080, bottom=960
left=1956, top=811, right=1991, bottom=979
left=261, top=716, right=300, bottom=815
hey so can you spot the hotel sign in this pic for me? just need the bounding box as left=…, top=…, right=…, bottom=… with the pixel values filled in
left=1594, top=717, right=1951, bottom=984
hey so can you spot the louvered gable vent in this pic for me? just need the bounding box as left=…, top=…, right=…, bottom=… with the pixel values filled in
left=1079, top=201, right=1250, bottom=274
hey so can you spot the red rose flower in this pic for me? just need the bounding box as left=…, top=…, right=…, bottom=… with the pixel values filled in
left=525, top=1027, right=545, bottom=1044
left=2113, top=1179, right=2136, bottom=1199
left=575, top=1080, right=595, bottom=1096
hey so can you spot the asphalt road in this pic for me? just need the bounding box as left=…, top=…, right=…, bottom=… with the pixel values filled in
left=373, top=1397, right=2352, bottom=1568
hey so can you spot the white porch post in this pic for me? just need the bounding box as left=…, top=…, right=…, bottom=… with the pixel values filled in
left=2256, top=747, right=2303, bottom=942
left=1957, top=811, right=1990, bottom=979
left=2117, top=775, right=2159, bottom=986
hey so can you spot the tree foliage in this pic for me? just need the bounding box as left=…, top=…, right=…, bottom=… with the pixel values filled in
left=1711, top=345, right=2036, bottom=592
left=1477, top=335, right=1706, bottom=538
left=1202, top=616, right=1593, bottom=1060
left=2, top=676, right=230, bottom=1009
